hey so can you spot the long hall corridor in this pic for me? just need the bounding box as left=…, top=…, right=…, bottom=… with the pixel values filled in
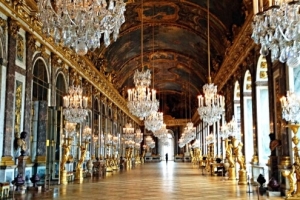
left=18, top=162, right=283, bottom=200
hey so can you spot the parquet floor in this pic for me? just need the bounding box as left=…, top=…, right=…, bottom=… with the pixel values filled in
left=14, top=162, right=283, bottom=200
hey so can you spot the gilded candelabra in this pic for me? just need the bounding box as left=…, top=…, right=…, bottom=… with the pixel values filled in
left=282, top=124, right=300, bottom=199
left=280, top=92, right=300, bottom=198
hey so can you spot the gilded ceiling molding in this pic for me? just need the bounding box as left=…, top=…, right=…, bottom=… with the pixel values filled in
left=213, top=11, right=255, bottom=90
left=164, top=119, right=189, bottom=127
left=0, top=0, right=141, bottom=125
left=51, top=54, right=62, bottom=69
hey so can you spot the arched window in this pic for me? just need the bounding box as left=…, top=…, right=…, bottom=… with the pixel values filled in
left=234, top=81, right=242, bottom=142
left=32, top=59, right=49, bottom=101
left=255, top=56, right=270, bottom=166
left=56, top=73, right=66, bottom=107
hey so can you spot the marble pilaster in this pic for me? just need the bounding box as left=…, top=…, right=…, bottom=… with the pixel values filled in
left=23, top=33, right=34, bottom=152
left=36, top=101, right=48, bottom=160
left=3, top=18, right=18, bottom=158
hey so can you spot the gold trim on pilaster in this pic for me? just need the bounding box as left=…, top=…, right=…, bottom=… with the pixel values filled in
left=0, top=156, right=15, bottom=166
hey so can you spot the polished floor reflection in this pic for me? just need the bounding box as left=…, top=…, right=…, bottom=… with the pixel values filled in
left=15, top=162, right=283, bottom=200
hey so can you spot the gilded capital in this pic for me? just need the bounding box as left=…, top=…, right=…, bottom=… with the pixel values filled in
left=8, top=19, right=20, bottom=39
left=27, top=33, right=36, bottom=51
left=0, top=18, right=7, bottom=29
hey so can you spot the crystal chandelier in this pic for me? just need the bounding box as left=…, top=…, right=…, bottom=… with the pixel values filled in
left=145, top=136, right=155, bottom=149
left=197, top=0, right=225, bottom=125
left=105, top=133, right=113, bottom=145
left=145, top=111, right=163, bottom=132
left=83, top=126, right=92, bottom=141
left=112, top=136, right=119, bottom=146
left=134, top=128, right=143, bottom=144
left=63, top=85, right=88, bottom=123
left=191, top=139, right=200, bottom=148
left=64, top=122, right=77, bottom=138
left=220, top=116, right=238, bottom=138
left=122, top=122, right=135, bottom=141
left=280, top=91, right=300, bottom=124
left=159, top=133, right=170, bottom=146
left=153, top=123, right=168, bottom=139
left=127, top=73, right=159, bottom=120
left=178, top=122, right=196, bottom=147
left=127, top=0, right=159, bottom=120
left=251, top=1, right=300, bottom=67
left=37, top=0, right=126, bottom=56
left=206, top=133, right=214, bottom=145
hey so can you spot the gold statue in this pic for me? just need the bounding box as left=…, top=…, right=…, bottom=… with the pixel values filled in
left=283, top=166, right=296, bottom=198
left=226, top=143, right=235, bottom=168
left=232, top=137, right=246, bottom=170
left=293, top=151, right=300, bottom=197
left=77, top=144, right=87, bottom=171
left=60, top=142, right=71, bottom=171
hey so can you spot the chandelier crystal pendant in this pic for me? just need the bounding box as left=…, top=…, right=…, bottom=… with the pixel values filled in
left=197, top=0, right=225, bottom=125
left=280, top=91, right=300, bottom=124
left=145, top=111, right=163, bottom=132
left=37, top=0, right=126, bottom=56
left=251, top=1, right=300, bottom=67
left=63, top=85, right=88, bottom=123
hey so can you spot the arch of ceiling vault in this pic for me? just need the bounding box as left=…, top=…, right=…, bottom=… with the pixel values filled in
left=88, top=0, right=245, bottom=120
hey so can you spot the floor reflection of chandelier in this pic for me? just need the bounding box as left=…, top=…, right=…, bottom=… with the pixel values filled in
left=251, top=1, right=300, bottom=67
left=145, top=111, right=163, bottom=133
left=63, top=85, right=88, bottom=123
left=197, top=0, right=225, bottom=125
left=37, top=0, right=126, bottom=56
left=280, top=91, right=300, bottom=124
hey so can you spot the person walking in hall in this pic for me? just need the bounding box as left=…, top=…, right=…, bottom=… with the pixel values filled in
left=165, top=153, right=168, bottom=162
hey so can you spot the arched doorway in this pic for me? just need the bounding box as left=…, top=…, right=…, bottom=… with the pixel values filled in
left=158, top=130, right=175, bottom=161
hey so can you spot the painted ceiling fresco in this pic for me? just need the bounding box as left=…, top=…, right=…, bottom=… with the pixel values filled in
left=90, top=0, right=245, bottom=119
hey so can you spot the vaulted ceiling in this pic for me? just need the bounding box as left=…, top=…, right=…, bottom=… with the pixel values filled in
left=88, top=0, right=246, bottom=119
